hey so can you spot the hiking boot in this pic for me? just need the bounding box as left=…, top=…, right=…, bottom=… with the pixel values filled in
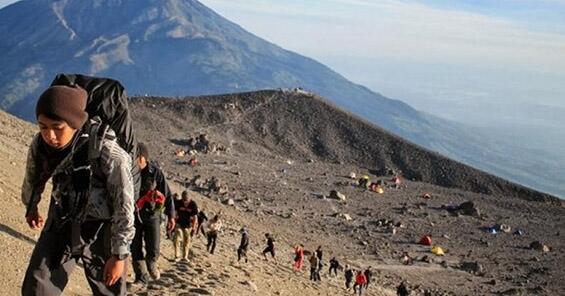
left=127, top=274, right=149, bottom=291
left=147, top=261, right=161, bottom=280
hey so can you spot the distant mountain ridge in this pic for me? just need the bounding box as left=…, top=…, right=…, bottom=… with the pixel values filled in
left=0, top=0, right=563, bottom=197
left=128, top=90, right=559, bottom=204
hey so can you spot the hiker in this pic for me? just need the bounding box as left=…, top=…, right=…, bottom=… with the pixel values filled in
left=358, top=176, right=370, bottom=189
left=329, top=257, right=340, bottom=276
left=315, top=245, right=324, bottom=273
left=196, top=209, right=208, bottom=236
left=391, top=175, right=402, bottom=188
left=309, top=253, right=321, bottom=282
left=131, top=143, right=176, bottom=285
left=174, top=191, right=198, bottom=262
left=237, top=227, right=250, bottom=263
left=400, top=252, right=413, bottom=265
left=204, top=214, right=222, bottom=254
left=21, top=83, right=135, bottom=295
left=344, top=265, right=354, bottom=290
left=262, top=233, right=277, bottom=262
left=293, top=244, right=305, bottom=271
left=397, top=281, right=410, bottom=296
left=354, top=270, right=367, bottom=295
left=364, top=267, right=373, bottom=289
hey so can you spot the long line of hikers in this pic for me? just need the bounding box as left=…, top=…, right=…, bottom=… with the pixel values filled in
left=20, top=74, right=409, bottom=296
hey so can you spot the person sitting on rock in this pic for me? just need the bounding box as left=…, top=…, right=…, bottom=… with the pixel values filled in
left=400, top=252, right=413, bottom=265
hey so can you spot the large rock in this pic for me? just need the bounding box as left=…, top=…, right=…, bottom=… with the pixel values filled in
left=329, top=190, right=347, bottom=201
left=460, top=261, right=484, bottom=275
left=456, top=201, right=481, bottom=217
left=530, top=241, right=550, bottom=252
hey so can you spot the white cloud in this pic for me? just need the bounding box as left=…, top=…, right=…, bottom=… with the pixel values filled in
left=201, top=0, right=565, bottom=75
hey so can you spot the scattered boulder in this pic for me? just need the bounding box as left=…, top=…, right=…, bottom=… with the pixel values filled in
left=244, top=280, right=258, bottom=292
left=340, top=214, right=353, bottom=221
left=530, top=241, right=550, bottom=252
left=329, top=190, right=346, bottom=201
left=460, top=261, right=484, bottom=275
left=444, top=201, right=481, bottom=217
left=456, top=201, right=481, bottom=217
left=349, top=172, right=357, bottom=179
left=224, top=198, right=235, bottom=206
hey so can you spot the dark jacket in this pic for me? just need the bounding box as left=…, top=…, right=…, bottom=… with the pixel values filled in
left=239, top=232, right=249, bottom=250
left=139, top=161, right=174, bottom=219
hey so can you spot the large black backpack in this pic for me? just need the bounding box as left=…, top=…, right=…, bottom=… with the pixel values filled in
left=50, top=74, right=140, bottom=221
left=50, top=73, right=137, bottom=154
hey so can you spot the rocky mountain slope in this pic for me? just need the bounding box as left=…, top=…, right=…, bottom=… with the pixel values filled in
left=1, top=91, right=563, bottom=295
left=1, top=0, right=563, bottom=198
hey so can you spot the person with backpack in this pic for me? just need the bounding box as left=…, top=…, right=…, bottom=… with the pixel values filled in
left=344, top=266, right=354, bottom=290
left=262, top=233, right=277, bottom=263
left=237, top=227, right=249, bottom=263
left=21, top=81, right=136, bottom=295
left=174, top=191, right=198, bottom=262
left=397, top=281, right=411, bottom=296
left=354, top=270, right=367, bottom=295
left=131, top=143, right=176, bottom=285
left=329, top=257, right=340, bottom=276
left=204, top=214, right=222, bottom=254
left=293, top=244, right=305, bottom=271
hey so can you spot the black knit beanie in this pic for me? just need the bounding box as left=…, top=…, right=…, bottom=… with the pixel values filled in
left=36, top=85, right=88, bottom=129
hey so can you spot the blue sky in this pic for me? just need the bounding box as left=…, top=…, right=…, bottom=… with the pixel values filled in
left=194, top=0, right=565, bottom=129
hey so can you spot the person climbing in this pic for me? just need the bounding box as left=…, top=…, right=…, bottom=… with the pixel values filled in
left=293, top=244, right=305, bottom=271
left=364, top=267, right=373, bottom=289
left=309, top=253, right=320, bottom=282
left=204, top=214, right=222, bottom=254
left=173, top=191, right=198, bottom=262
left=131, top=143, right=176, bottom=285
left=315, top=245, right=324, bottom=275
left=237, top=227, right=249, bottom=263
left=21, top=84, right=135, bottom=295
left=262, top=233, right=277, bottom=262
left=354, top=270, right=367, bottom=295
left=344, top=265, right=354, bottom=290
left=397, top=281, right=411, bottom=296
left=196, top=209, right=208, bottom=237
left=329, top=257, right=340, bottom=276
left=167, top=193, right=181, bottom=240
